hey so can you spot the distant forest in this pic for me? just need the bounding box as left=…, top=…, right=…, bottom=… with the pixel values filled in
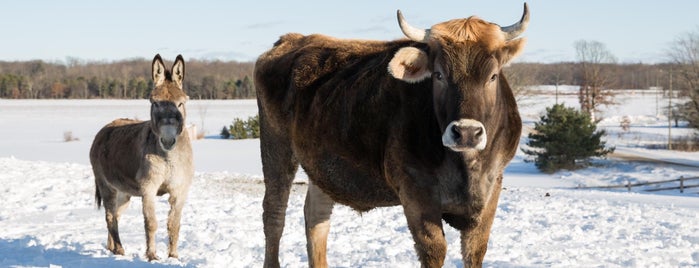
left=0, top=58, right=254, bottom=99
left=506, top=62, right=678, bottom=92
left=0, top=59, right=682, bottom=99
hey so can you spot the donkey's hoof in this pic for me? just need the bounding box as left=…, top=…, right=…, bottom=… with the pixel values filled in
left=146, top=252, right=160, bottom=262
left=109, top=246, right=125, bottom=255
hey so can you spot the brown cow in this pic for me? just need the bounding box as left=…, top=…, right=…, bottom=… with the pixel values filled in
left=255, top=4, right=528, bottom=267
left=90, top=54, right=193, bottom=261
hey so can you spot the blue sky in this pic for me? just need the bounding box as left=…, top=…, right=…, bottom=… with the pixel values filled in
left=1, top=1, right=698, bottom=63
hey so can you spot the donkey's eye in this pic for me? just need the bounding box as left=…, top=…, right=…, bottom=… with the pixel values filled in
left=178, top=103, right=184, bottom=108
left=432, top=72, right=443, bottom=80
left=490, top=74, right=498, bottom=82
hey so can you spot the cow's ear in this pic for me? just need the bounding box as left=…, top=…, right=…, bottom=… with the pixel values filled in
left=499, top=38, right=526, bottom=65
left=388, top=47, right=431, bottom=83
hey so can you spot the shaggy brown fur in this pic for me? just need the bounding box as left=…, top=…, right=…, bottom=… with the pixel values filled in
left=256, top=5, right=528, bottom=268
left=90, top=54, right=193, bottom=261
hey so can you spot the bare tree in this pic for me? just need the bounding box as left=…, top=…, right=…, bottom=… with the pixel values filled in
left=575, top=40, right=617, bottom=121
left=505, top=63, right=540, bottom=104
left=667, top=27, right=699, bottom=128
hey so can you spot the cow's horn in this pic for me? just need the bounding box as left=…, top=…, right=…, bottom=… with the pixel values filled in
left=397, top=10, right=429, bottom=43
left=500, top=3, right=530, bottom=40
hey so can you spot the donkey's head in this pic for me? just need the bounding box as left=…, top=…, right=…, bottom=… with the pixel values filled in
left=150, top=54, right=187, bottom=152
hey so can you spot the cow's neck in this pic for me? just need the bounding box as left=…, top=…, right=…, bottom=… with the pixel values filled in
left=437, top=149, right=500, bottom=222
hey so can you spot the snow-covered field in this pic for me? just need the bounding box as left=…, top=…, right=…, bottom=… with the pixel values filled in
left=2, top=86, right=699, bottom=267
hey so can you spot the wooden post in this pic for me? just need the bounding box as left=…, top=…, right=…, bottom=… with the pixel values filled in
left=680, top=176, right=684, bottom=193
left=627, top=181, right=631, bottom=192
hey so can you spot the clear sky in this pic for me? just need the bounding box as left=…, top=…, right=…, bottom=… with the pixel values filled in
left=1, top=1, right=698, bottom=64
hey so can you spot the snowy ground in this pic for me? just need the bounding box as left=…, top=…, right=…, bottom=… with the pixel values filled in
left=1, top=87, right=699, bottom=267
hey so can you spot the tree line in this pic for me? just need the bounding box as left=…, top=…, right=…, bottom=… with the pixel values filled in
left=0, top=58, right=254, bottom=99
left=507, top=62, right=679, bottom=92
left=0, top=59, right=693, bottom=105
left=0, top=57, right=690, bottom=100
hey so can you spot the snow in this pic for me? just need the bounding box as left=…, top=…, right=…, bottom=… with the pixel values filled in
left=1, top=88, right=699, bottom=267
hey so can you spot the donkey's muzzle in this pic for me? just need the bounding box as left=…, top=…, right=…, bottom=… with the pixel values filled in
left=160, top=137, right=177, bottom=151
left=159, top=125, right=179, bottom=151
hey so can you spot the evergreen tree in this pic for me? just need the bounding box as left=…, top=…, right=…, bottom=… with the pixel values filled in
left=229, top=118, right=248, bottom=139
left=247, top=115, right=260, bottom=138
left=522, top=104, right=614, bottom=173
left=227, top=115, right=260, bottom=139
left=220, top=126, right=231, bottom=139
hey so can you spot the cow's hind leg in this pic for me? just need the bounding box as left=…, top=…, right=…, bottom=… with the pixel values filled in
left=166, top=190, right=189, bottom=259
left=260, top=113, right=298, bottom=268
left=461, top=178, right=502, bottom=267
left=304, top=181, right=335, bottom=268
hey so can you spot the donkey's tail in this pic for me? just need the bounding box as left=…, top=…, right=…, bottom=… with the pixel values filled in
left=95, top=184, right=103, bottom=210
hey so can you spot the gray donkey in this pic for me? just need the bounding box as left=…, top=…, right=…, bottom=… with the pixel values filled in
left=89, top=54, right=193, bottom=261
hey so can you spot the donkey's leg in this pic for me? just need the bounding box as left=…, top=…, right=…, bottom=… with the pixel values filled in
left=99, top=183, right=125, bottom=255
left=260, top=114, right=298, bottom=268
left=304, top=181, right=335, bottom=268
left=114, top=192, right=132, bottom=222
left=142, top=192, right=160, bottom=261
left=461, top=177, right=502, bottom=267
left=109, top=191, right=131, bottom=255
left=166, top=190, right=189, bottom=259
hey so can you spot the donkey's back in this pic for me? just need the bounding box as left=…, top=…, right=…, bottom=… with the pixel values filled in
left=90, top=118, right=150, bottom=198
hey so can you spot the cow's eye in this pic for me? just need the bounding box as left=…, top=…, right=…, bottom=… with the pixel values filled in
left=178, top=102, right=184, bottom=108
left=490, top=74, right=498, bottom=82
left=432, top=72, right=443, bottom=80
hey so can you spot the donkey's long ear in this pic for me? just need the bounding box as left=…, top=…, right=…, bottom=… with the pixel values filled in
left=152, top=54, right=166, bottom=86
left=172, top=55, right=185, bottom=88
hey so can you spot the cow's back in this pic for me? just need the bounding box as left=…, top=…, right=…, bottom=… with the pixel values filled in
left=255, top=33, right=408, bottom=127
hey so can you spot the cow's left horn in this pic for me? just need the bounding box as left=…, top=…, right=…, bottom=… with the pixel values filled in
left=397, top=10, right=429, bottom=43
left=500, top=3, right=530, bottom=40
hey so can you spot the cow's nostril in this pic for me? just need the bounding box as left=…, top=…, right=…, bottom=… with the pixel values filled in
left=451, top=124, right=462, bottom=140
left=474, top=127, right=483, bottom=138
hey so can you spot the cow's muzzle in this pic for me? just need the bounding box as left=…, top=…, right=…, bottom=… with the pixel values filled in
left=442, top=119, right=487, bottom=152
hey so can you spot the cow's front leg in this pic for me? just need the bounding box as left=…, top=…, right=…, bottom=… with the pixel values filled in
left=398, top=181, right=446, bottom=267
left=461, top=175, right=503, bottom=267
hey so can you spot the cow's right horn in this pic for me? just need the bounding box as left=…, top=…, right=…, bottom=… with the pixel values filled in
left=500, top=3, right=530, bottom=40
left=397, top=10, right=429, bottom=43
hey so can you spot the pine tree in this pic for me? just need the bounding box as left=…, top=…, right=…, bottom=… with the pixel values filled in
left=229, top=118, right=248, bottom=139
left=220, top=126, right=231, bottom=139
left=522, top=104, right=614, bottom=173
left=247, top=115, right=260, bottom=138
